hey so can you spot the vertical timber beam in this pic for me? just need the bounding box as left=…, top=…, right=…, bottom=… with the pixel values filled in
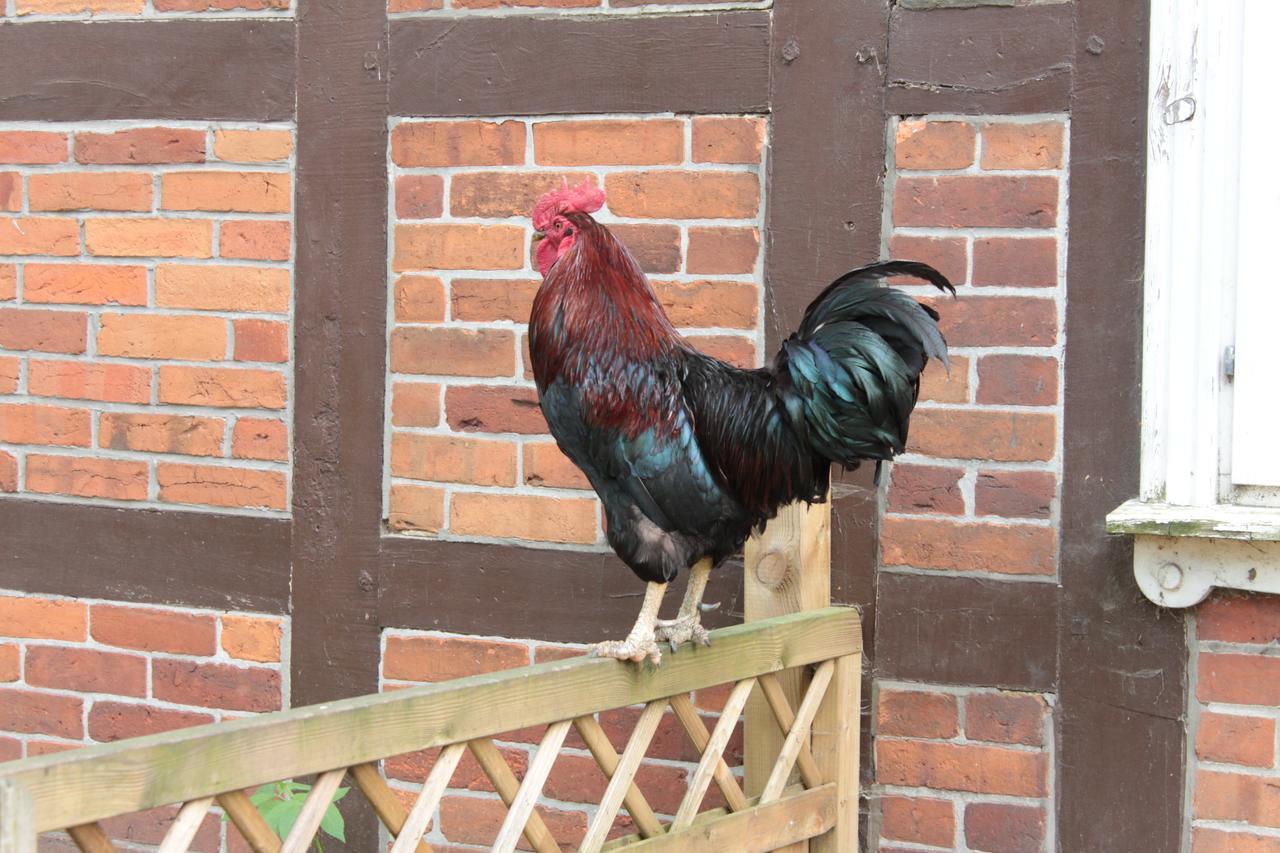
left=293, top=0, right=388, bottom=847
left=0, top=780, right=35, bottom=853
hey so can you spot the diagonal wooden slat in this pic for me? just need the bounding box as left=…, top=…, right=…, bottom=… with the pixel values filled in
left=572, top=716, right=664, bottom=839
left=760, top=661, right=834, bottom=804
left=279, top=769, right=345, bottom=853
left=671, top=679, right=756, bottom=830
left=347, top=764, right=431, bottom=853
left=66, top=822, right=114, bottom=853
left=390, top=743, right=464, bottom=853
left=216, top=791, right=280, bottom=853
left=668, top=694, right=747, bottom=813
left=579, top=700, right=666, bottom=853
left=493, top=720, right=572, bottom=853
left=156, top=797, right=214, bottom=853
left=757, top=673, right=822, bottom=789
left=468, top=738, right=561, bottom=853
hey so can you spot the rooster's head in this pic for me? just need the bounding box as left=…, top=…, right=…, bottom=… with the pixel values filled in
left=532, top=179, right=606, bottom=276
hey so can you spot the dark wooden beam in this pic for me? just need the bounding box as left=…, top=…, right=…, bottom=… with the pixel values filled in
left=1057, top=2, right=1187, bottom=851
left=0, top=20, right=295, bottom=121
left=0, top=501, right=289, bottom=613
left=390, top=12, right=771, bottom=117
left=885, top=4, right=1073, bottom=115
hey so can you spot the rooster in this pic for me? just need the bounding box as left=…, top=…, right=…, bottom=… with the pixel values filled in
left=529, top=182, right=954, bottom=664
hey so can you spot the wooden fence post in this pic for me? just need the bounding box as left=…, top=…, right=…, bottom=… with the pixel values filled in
left=0, top=779, right=35, bottom=853
left=743, top=497, right=833, bottom=850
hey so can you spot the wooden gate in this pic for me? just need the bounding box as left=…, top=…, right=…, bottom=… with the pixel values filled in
left=0, top=608, right=859, bottom=853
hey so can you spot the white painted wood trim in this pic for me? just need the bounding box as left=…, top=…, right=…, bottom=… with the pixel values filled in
left=1131, top=535, right=1280, bottom=609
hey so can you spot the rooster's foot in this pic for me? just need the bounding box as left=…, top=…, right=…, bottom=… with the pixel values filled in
left=592, top=634, right=663, bottom=666
left=654, top=615, right=711, bottom=653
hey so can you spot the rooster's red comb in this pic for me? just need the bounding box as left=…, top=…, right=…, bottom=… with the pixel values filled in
left=532, top=179, right=606, bottom=231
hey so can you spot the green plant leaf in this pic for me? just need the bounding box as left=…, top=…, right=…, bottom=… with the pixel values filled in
left=319, top=802, right=345, bottom=843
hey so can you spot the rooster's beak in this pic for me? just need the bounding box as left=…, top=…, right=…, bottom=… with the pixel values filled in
left=532, top=231, right=545, bottom=243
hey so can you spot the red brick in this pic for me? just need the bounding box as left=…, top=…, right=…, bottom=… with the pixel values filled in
left=654, top=279, right=757, bottom=328
left=685, top=334, right=756, bottom=368
left=25, top=739, right=79, bottom=757
left=0, top=265, right=14, bottom=301
left=1198, top=652, right=1280, bottom=707
left=393, top=275, right=446, bottom=323
left=887, top=464, right=964, bottom=515
left=534, top=120, right=683, bottom=165
left=0, top=307, right=87, bottom=353
left=391, top=327, right=515, bottom=377
left=0, top=403, right=91, bottom=446
left=26, top=646, right=147, bottom=697
left=0, top=451, right=14, bottom=492
left=908, top=408, right=1056, bottom=462
left=212, top=129, right=292, bottom=163
left=981, top=121, right=1065, bottom=170
left=0, top=131, right=68, bottom=164
left=0, top=688, right=83, bottom=738
left=391, top=120, right=526, bottom=167
left=451, top=278, right=539, bottom=323
left=391, top=433, right=517, bottom=487
left=894, top=176, right=1058, bottom=228
left=685, top=227, right=759, bottom=275
left=598, top=705, right=743, bottom=765
left=451, top=171, right=596, bottom=217
left=88, top=701, right=214, bottom=742
left=91, top=604, right=216, bottom=655
left=523, top=441, right=589, bottom=490
left=889, top=236, right=970, bottom=287
left=965, top=691, right=1045, bottom=745
left=975, top=470, right=1055, bottom=520
left=391, top=382, right=441, bottom=428
left=384, top=634, right=529, bottom=682
left=233, top=319, right=289, bottom=363
left=0, top=737, right=19, bottom=761
left=0, top=644, right=18, bottom=682
left=161, top=172, right=291, bottom=214
left=877, top=739, right=1047, bottom=797
left=394, top=223, right=525, bottom=271
left=100, top=412, right=224, bottom=456
left=452, top=492, right=598, bottom=544
left=919, top=355, right=970, bottom=403
left=607, top=171, right=760, bottom=219
left=28, top=172, right=152, bottom=212
left=27, top=454, right=148, bottom=500
left=27, top=360, right=151, bottom=404
left=385, top=742, right=527, bottom=793
left=0, top=217, right=79, bottom=256
left=878, top=689, right=959, bottom=738
left=158, top=366, right=286, bottom=409
left=85, top=218, right=212, bottom=258
left=157, top=463, right=287, bottom=510
left=24, top=263, right=148, bottom=306
left=964, top=802, right=1046, bottom=853
left=608, top=223, right=682, bottom=274
left=880, top=796, right=955, bottom=848
left=388, top=484, right=445, bottom=534
left=972, top=237, right=1058, bottom=287
left=1193, top=828, right=1280, bottom=853
left=691, top=117, right=766, bottom=164
left=0, top=594, right=86, bottom=640
left=395, top=174, right=445, bottom=219
left=438, top=795, right=586, bottom=849
left=219, top=220, right=291, bottom=261
left=152, top=658, right=281, bottom=712
left=75, top=128, right=205, bottom=165
left=98, top=313, right=226, bottom=361
left=99, top=805, right=220, bottom=853
left=231, top=417, right=288, bottom=461
left=895, top=120, right=976, bottom=170
left=1193, top=769, right=1280, bottom=828
left=454, top=0, right=597, bottom=6
left=925, top=294, right=1058, bottom=348
left=0, top=173, right=20, bottom=212
left=977, top=354, right=1058, bottom=406
left=221, top=615, right=281, bottom=663
left=446, top=385, right=547, bottom=434
left=0, top=356, right=15, bottom=395
left=1198, top=594, right=1280, bottom=644
left=882, top=517, right=1056, bottom=575
left=1196, top=712, right=1276, bottom=768
left=156, top=264, right=290, bottom=313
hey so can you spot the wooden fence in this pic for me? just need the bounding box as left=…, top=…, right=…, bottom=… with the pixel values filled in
left=0, top=606, right=860, bottom=853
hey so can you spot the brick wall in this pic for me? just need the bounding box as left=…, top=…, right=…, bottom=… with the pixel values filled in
left=387, top=0, right=768, bottom=16
left=380, top=628, right=742, bottom=849
left=1187, top=594, right=1280, bottom=852
left=385, top=114, right=765, bottom=543
left=0, top=123, right=293, bottom=514
left=872, top=115, right=1067, bottom=852
left=1, top=0, right=289, bottom=20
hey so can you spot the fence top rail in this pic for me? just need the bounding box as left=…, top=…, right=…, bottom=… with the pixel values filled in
left=0, top=606, right=859, bottom=833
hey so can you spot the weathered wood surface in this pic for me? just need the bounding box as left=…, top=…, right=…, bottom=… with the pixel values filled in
left=617, top=785, right=837, bottom=853
left=809, top=654, right=859, bottom=853
left=0, top=781, right=35, bottom=853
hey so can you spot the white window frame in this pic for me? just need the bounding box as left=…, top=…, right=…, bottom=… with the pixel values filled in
left=1106, top=0, right=1280, bottom=607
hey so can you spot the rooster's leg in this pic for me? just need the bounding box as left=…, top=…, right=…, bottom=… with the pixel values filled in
left=592, top=581, right=668, bottom=665
left=654, top=557, right=713, bottom=652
